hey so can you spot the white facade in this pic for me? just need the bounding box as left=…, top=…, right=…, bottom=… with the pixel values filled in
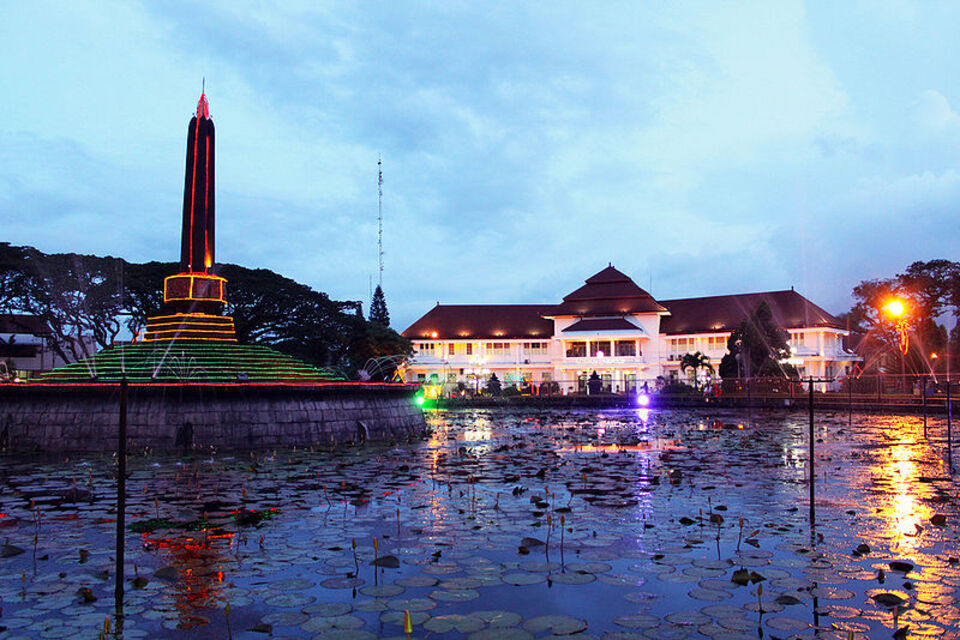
left=401, top=267, right=859, bottom=393
left=404, top=323, right=857, bottom=392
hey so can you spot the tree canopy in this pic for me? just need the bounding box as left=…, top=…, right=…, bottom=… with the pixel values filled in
left=719, top=302, right=793, bottom=379
left=679, top=351, right=713, bottom=389
left=0, top=243, right=411, bottom=377
left=369, top=285, right=390, bottom=327
left=843, top=259, right=957, bottom=375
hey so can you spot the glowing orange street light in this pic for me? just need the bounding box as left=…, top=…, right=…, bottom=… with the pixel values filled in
left=884, top=299, right=906, bottom=318
left=882, top=298, right=910, bottom=356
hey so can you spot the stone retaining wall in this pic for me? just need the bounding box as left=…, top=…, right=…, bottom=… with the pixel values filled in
left=0, top=384, right=425, bottom=452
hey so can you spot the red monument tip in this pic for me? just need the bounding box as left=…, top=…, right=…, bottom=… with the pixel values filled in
left=196, top=93, right=210, bottom=119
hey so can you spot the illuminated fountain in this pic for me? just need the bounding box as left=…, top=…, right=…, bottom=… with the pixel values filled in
left=0, top=92, right=424, bottom=451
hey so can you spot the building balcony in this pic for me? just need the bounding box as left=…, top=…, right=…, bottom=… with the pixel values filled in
left=560, top=355, right=647, bottom=367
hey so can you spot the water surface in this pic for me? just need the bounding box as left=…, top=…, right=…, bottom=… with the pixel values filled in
left=1, top=408, right=958, bottom=639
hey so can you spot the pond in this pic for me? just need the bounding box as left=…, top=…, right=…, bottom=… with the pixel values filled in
left=0, top=407, right=958, bottom=639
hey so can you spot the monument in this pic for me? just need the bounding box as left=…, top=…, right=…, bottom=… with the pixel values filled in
left=143, top=91, right=235, bottom=343
left=0, top=92, right=424, bottom=451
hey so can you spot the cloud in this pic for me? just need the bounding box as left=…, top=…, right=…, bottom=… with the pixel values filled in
left=2, top=2, right=960, bottom=331
left=915, top=90, right=960, bottom=132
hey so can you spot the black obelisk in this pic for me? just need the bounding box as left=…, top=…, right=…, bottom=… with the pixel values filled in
left=143, top=91, right=235, bottom=342
left=180, top=93, right=215, bottom=274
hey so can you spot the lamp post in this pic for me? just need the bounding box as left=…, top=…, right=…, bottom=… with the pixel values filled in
left=883, top=298, right=909, bottom=393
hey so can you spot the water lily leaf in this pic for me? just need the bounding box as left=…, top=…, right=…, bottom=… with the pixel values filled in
left=469, top=610, right=523, bottom=627
left=371, top=554, right=400, bottom=568
left=730, top=569, right=750, bottom=586
left=614, top=614, right=660, bottom=629
left=153, top=566, right=178, bottom=582
left=424, top=614, right=486, bottom=633
left=304, top=602, right=352, bottom=616
left=873, top=592, right=907, bottom=608
left=468, top=629, right=534, bottom=640
left=523, top=615, right=588, bottom=635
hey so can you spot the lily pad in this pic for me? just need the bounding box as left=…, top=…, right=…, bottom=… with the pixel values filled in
left=424, top=614, right=486, bottom=633
left=523, top=615, right=588, bottom=635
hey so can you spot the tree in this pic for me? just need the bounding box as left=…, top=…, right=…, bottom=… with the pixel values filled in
left=845, top=270, right=956, bottom=377
left=370, top=285, right=390, bottom=327
left=847, top=277, right=927, bottom=374
left=680, top=351, right=714, bottom=389
left=11, top=248, right=124, bottom=363
left=123, top=261, right=170, bottom=336
left=0, top=243, right=28, bottom=311
left=720, top=302, right=793, bottom=379
left=486, top=372, right=502, bottom=396
left=0, top=243, right=412, bottom=375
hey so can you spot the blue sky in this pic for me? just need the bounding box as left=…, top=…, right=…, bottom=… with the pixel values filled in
left=2, top=1, right=959, bottom=330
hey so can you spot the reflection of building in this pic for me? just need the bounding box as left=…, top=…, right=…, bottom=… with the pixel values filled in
left=401, top=265, right=859, bottom=392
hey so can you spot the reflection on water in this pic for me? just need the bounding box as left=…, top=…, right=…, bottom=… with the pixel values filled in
left=0, top=408, right=958, bottom=638
left=143, top=530, right=234, bottom=628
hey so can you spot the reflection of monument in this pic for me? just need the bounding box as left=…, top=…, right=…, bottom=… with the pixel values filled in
left=144, top=93, right=236, bottom=343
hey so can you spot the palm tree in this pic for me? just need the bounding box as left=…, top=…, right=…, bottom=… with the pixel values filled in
left=680, top=351, right=714, bottom=390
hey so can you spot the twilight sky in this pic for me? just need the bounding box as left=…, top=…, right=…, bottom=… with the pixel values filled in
left=2, top=1, right=959, bottom=330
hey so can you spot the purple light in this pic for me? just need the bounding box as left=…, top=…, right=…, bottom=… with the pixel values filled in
left=637, top=393, right=650, bottom=406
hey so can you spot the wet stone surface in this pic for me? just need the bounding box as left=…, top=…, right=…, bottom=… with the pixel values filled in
left=1, top=407, right=959, bottom=638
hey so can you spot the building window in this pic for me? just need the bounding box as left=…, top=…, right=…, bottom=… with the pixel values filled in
left=523, top=342, right=548, bottom=355
left=708, top=336, right=727, bottom=350
left=541, top=372, right=552, bottom=382
left=417, top=343, right=436, bottom=355
left=466, top=343, right=473, bottom=355
left=590, top=341, right=611, bottom=357
left=486, top=342, right=509, bottom=355
left=448, top=343, right=455, bottom=356
left=566, top=341, right=586, bottom=357
left=615, top=340, right=636, bottom=356
left=447, top=372, right=457, bottom=382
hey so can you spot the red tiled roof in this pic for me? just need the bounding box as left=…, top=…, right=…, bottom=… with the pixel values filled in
left=659, top=289, right=843, bottom=335
left=562, top=318, right=643, bottom=333
left=549, top=265, right=667, bottom=316
left=0, top=314, right=51, bottom=335
left=402, top=305, right=553, bottom=340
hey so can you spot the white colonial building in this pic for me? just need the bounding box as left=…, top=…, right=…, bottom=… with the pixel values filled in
left=401, top=266, right=858, bottom=393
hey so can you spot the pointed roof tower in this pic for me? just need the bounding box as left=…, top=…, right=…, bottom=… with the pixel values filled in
left=548, top=265, right=667, bottom=317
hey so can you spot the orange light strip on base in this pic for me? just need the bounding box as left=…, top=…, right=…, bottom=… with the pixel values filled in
left=148, top=313, right=235, bottom=322
left=163, top=273, right=228, bottom=304
left=142, top=336, right=238, bottom=343
left=145, top=321, right=236, bottom=330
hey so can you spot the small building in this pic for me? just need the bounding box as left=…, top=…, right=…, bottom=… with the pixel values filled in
left=400, top=265, right=858, bottom=393
left=0, top=314, right=56, bottom=379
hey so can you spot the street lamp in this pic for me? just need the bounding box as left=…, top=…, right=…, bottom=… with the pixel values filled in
left=883, top=297, right=910, bottom=391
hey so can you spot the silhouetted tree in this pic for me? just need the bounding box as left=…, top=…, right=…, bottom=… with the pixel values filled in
left=720, top=302, right=793, bottom=379
left=486, top=372, right=501, bottom=396
left=0, top=243, right=411, bottom=374
left=680, top=351, right=713, bottom=389
left=370, top=285, right=390, bottom=327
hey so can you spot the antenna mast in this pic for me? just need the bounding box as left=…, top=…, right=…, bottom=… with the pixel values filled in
left=378, top=155, right=384, bottom=288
